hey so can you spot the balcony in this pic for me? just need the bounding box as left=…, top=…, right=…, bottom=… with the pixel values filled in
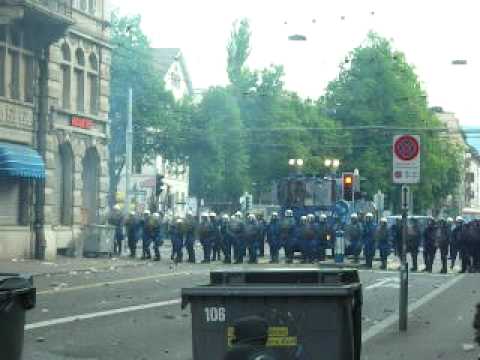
left=0, top=0, right=73, bottom=25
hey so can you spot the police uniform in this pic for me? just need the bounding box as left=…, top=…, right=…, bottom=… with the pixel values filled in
left=220, top=216, right=233, bottom=264
left=375, top=219, right=390, bottom=270
left=267, top=214, right=281, bottom=263
left=423, top=220, right=436, bottom=273
left=230, top=214, right=246, bottom=264
left=281, top=212, right=296, bottom=264
left=152, top=214, right=164, bottom=261
left=184, top=215, right=196, bottom=263
left=362, top=215, right=377, bottom=269
left=407, top=220, right=421, bottom=271
left=198, top=216, right=212, bottom=263
left=108, top=207, right=124, bottom=255
left=125, top=212, right=139, bottom=257
left=244, top=216, right=259, bottom=264
left=344, top=216, right=362, bottom=261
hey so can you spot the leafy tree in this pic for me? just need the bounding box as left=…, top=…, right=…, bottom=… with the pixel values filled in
left=323, top=32, right=462, bottom=211
left=108, top=13, right=178, bottom=204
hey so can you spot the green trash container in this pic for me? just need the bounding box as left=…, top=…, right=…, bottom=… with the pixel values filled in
left=0, top=273, right=36, bottom=360
left=182, top=268, right=362, bottom=360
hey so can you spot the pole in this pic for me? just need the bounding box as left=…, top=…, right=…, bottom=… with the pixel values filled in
left=399, top=186, right=409, bottom=331
left=125, top=88, right=133, bottom=216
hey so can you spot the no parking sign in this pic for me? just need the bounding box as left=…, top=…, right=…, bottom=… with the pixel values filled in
left=393, top=135, right=421, bottom=184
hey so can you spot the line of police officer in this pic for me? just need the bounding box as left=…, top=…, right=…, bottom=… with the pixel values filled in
left=109, top=206, right=479, bottom=271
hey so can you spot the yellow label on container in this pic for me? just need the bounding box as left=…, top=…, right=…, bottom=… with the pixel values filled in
left=227, top=326, right=296, bottom=347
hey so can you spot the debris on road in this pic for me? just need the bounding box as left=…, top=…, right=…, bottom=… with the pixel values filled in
left=462, top=343, right=475, bottom=352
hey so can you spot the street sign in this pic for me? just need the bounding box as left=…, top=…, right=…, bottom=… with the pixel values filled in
left=401, top=185, right=410, bottom=210
left=393, top=134, right=420, bottom=184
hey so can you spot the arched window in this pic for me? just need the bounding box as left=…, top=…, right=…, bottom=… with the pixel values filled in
left=61, top=43, right=71, bottom=109
left=56, top=143, right=74, bottom=226
left=75, top=48, right=85, bottom=112
left=88, top=53, right=98, bottom=114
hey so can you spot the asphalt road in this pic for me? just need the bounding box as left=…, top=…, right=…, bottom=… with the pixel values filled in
left=20, top=255, right=467, bottom=360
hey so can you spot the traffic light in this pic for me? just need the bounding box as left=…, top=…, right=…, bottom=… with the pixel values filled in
left=155, top=174, right=164, bottom=197
left=342, top=173, right=354, bottom=201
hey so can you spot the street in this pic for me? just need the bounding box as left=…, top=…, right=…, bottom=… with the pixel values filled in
left=21, top=253, right=478, bottom=360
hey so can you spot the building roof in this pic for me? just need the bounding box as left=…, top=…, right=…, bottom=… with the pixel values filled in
left=151, top=48, right=193, bottom=95
left=464, top=127, right=480, bottom=155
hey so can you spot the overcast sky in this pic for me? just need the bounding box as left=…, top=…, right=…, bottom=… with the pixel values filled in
left=109, top=0, right=480, bottom=126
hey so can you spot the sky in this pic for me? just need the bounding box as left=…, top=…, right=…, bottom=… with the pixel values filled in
left=108, top=0, right=480, bottom=126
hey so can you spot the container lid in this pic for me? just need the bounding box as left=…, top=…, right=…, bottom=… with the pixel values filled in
left=0, top=273, right=33, bottom=291
left=210, top=268, right=360, bottom=286
left=181, top=284, right=361, bottom=308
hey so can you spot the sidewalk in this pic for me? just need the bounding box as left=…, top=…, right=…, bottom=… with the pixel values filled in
left=362, top=274, right=480, bottom=360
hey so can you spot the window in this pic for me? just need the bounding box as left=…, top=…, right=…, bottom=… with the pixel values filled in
left=88, top=53, right=98, bottom=114
left=0, top=47, right=5, bottom=97
left=88, top=0, right=96, bottom=14
left=57, top=144, right=74, bottom=226
left=23, top=55, right=33, bottom=102
left=75, top=48, right=85, bottom=112
left=0, top=176, right=21, bottom=226
left=79, top=0, right=87, bottom=11
left=0, top=25, right=6, bottom=42
left=9, top=50, right=20, bottom=100
left=61, top=43, right=71, bottom=109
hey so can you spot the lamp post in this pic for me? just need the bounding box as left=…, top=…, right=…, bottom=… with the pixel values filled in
left=324, top=158, right=340, bottom=202
left=288, top=158, right=304, bottom=174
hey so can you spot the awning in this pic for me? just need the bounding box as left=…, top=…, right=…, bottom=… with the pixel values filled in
left=0, top=142, right=45, bottom=179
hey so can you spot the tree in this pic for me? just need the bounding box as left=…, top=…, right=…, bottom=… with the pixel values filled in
left=323, top=32, right=461, bottom=211
left=185, top=88, right=249, bottom=206
left=108, top=13, right=179, bottom=205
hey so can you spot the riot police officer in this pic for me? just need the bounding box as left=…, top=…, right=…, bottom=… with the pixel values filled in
left=437, top=218, right=451, bottom=274
left=244, top=214, right=260, bottom=264
left=376, top=217, right=390, bottom=270
left=257, top=214, right=267, bottom=258
left=317, top=214, right=329, bottom=261
left=210, top=212, right=222, bottom=262
left=141, top=210, right=155, bottom=260
left=125, top=211, right=139, bottom=258
left=184, top=212, right=196, bottom=263
left=152, top=213, right=164, bottom=261
left=230, top=212, right=246, bottom=264
left=267, top=212, right=281, bottom=263
left=305, top=214, right=318, bottom=263
left=423, top=217, right=436, bottom=273
left=363, top=213, right=377, bottom=269
left=450, top=216, right=464, bottom=270
left=282, top=210, right=297, bottom=264
left=171, top=217, right=185, bottom=263
left=296, top=216, right=309, bottom=263
left=220, top=214, right=233, bottom=264
left=198, top=213, right=212, bottom=263
left=345, top=213, right=362, bottom=262
left=109, top=204, right=125, bottom=255
left=391, top=218, right=402, bottom=257
left=408, top=218, right=422, bottom=271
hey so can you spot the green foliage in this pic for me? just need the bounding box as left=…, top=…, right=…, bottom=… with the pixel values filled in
left=323, top=32, right=462, bottom=211
left=108, top=13, right=180, bottom=201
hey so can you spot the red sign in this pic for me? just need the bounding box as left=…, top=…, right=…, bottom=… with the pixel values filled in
left=394, top=135, right=419, bottom=161
left=71, top=116, right=93, bottom=129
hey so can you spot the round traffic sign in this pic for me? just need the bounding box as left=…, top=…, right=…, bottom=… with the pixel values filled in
left=394, top=135, right=419, bottom=161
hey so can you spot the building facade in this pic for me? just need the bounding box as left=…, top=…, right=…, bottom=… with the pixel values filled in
left=0, top=0, right=111, bottom=260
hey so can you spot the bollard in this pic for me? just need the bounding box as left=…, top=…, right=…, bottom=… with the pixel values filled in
left=335, top=230, right=345, bottom=263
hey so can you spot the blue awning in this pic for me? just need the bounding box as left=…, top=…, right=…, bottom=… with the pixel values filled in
left=0, top=142, right=45, bottom=179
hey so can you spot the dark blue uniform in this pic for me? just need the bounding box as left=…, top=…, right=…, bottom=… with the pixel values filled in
left=199, top=219, right=212, bottom=263
left=230, top=218, right=246, bottom=264
left=376, top=222, right=390, bottom=270
left=152, top=217, right=164, bottom=261
left=171, top=220, right=185, bottom=263
left=220, top=218, right=233, bottom=264
left=109, top=210, right=124, bottom=255
left=423, top=222, right=436, bottom=273
left=363, top=220, right=377, bottom=268
left=450, top=222, right=462, bottom=269
left=142, top=215, right=156, bottom=259
left=267, top=218, right=281, bottom=263
left=184, top=216, right=196, bottom=263
left=316, top=219, right=329, bottom=261
left=244, top=219, right=260, bottom=264
left=125, top=214, right=139, bottom=257
left=345, top=220, right=363, bottom=261
left=281, top=217, right=297, bottom=264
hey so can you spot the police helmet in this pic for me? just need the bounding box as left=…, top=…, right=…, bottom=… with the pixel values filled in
left=176, top=218, right=183, bottom=223
left=447, top=217, right=454, bottom=223
left=456, top=216, right=464, bottom=223
left=271, top=212, right=279, bottom=218
left=307, top=214, right=315, bottom=221
left=285, top=209, right=293, bottom=217
left=380, top=217, right=387, bottom=223
left=248, top=213, right=256, bottom=220
left=153, top=212, right=160, bottom=218
left=113, top=204, right=121, bottom=211
left=230, top=215, right=236, bottom=220
left=319, top=214, right=327, bottom=221
left=209, top=212, right=217, bottom=218
left=143, top=209, right=151, bottom=215
left=300, top=215, right=307, bottom=223
left=351, top=213, right=358, bottom=219
left=235, top=211, right=243, bottom=217
left=201, top=212, right=209, bottom=218
left=130, top=211, right=135, bottom=216
left=365, top=212, right=373, bottom=218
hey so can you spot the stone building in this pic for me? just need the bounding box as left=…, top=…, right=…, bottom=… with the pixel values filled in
left=0, top=0, right=111, bottom=260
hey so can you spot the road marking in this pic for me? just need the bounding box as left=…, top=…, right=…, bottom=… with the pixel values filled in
left=25, top=299, right=181, bottom=331
left=362, top=274, right=465, bottom=343
left=36, top=270, right=208, bottom=296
